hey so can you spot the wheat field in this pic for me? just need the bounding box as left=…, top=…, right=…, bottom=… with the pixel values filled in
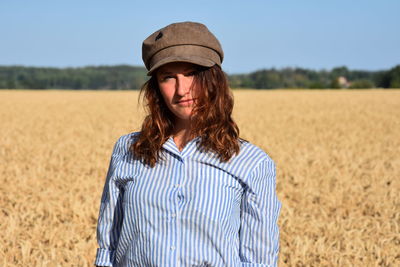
left=0, top=89, right=399, bottom=266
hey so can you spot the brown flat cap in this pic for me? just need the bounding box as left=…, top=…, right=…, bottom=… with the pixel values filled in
left=142, top=21, right=224, bottom=76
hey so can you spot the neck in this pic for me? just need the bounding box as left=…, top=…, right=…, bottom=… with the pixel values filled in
left=172, top=120, right=194, bottom=151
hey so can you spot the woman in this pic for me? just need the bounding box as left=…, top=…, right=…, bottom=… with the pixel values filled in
left=95, top=21, right=281, bottom=267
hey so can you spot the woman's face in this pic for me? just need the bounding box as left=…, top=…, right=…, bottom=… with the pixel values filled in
left=156, top=62, right=199, bottom=125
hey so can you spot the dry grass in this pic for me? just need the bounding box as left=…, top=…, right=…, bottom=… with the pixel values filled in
left=0, top=89, right=399, bottom=266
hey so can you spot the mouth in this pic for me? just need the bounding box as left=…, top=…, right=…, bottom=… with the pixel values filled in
left=176, top=99, right=195, bottom=104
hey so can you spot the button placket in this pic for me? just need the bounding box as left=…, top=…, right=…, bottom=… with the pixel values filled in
left=167, top=157, right=182, bottom=267
left=174, top=157, right=185, bottom=265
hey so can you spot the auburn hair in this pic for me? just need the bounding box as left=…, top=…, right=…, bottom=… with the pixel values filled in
left=130, top=64, right=242, bottom=167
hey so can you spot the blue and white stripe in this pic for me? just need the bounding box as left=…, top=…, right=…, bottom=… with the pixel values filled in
left=95, top=132, right=281, bottom=267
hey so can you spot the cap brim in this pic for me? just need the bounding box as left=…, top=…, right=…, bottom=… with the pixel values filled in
left=147, top=56, right=215, bottom=76
left=146, top=45, right=222, bottom=76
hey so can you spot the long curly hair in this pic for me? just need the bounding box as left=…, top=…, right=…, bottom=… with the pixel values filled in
left=130, top=64, right=241, bottom=167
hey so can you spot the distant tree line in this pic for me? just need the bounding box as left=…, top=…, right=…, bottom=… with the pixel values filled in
left=0, top=64, right=399, bottom=89
left=229, top=65, right=400, bottom=89
left=0, top=65, right=148, bottom=90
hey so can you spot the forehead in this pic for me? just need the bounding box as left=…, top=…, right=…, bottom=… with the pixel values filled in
left=156, top=62, right=198, bottom=75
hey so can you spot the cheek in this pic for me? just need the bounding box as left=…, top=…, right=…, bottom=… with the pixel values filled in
left=159, top=85, right=174, bottom=103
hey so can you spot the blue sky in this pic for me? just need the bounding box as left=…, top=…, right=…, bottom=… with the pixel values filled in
left=1, top=0, right=399, bottom=74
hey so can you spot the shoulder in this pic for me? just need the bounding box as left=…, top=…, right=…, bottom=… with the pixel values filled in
left=209, top=139, right=274, bottom=182
left=235, top=140, right=276, bottom=185
left=235, top=139, right=275, bottom=166
left=111, top=131, right=140, bottom=157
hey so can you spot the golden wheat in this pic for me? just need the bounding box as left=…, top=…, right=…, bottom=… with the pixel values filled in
left=0, top=89, right=399, bottom=266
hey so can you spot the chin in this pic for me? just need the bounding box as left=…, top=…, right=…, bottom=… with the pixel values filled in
left=177, top=115, right=192, bottom=121
left=174, top=110, right=193, bottom=121
left=174, top=112, right=193, bottom=122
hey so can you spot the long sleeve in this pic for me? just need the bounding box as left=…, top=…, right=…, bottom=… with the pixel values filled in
left=239, top=159, right=281, bottom=267
left=94, top=137, right=126, bottom=267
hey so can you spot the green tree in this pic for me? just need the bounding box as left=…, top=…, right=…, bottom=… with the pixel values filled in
left=330, top=77, right=341, bottom=89
left=376, top=65, right=400, bottom=88
left=349, top=80, right=374, bottom=89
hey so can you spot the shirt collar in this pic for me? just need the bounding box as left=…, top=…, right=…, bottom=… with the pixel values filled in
left=162, top=136, right=201, bottom=159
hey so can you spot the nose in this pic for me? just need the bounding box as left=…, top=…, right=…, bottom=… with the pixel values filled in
left=176, top=74, right=191, bottom=96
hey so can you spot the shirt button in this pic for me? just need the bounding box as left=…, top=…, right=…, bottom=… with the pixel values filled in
left=175, top=184, right=180, bottom=188
left=171, top=213, right=176, bottom=218
left=170, top=246, right=176, bottom=250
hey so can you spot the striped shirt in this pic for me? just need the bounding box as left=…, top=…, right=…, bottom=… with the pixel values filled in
left=95, top=132, right=281, bottom=267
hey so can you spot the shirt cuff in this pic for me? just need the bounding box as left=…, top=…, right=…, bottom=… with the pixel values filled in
left=94, top=248, right=115, bottom=266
